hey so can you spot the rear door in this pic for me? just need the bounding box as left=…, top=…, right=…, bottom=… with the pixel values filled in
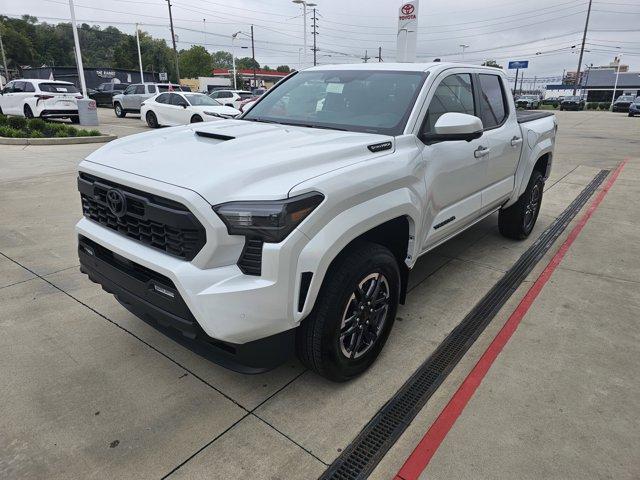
left=475, top=73, right=521, bottom=212
left=419, top=71, right=489, bottom=249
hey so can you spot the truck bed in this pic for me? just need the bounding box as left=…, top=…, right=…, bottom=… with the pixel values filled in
left=516, top=110, right=555, bottom=123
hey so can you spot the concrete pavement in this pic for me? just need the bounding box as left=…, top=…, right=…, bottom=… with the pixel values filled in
left=0, top=111, right=638, bottom=479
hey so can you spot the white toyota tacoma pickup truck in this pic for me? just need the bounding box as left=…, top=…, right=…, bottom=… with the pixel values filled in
left=76, top=63, right=556, bottom=381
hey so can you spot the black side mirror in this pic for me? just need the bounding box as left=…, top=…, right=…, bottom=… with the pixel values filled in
left=180, top=102, right=187, bottom=108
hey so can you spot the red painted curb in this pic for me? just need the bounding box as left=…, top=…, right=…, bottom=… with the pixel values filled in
left=396, top=161, right=627, bottom=480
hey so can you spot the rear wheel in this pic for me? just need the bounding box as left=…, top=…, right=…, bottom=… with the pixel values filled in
left=24, top=105, right=35, bottom=118
left=499, top=171, right=544, bottom=240
left=190, top=114, right=203, bottom=123
left=114, top=103, right=126, bottom=118
left=70, top=116, right=80, bottom=124
left=296, top=242, right=400, bottom=381
left=146, top=111, right=159, bottom=128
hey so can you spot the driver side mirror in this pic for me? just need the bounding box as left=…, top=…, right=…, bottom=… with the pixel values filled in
left=179, top=102, right=187, bottom=108
left=420, top=112, right=484, bottom=143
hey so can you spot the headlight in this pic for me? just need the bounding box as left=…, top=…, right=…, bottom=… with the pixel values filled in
left=203, top=111, right=223, bottom=117
left=213, top=192, right=324, bottom=243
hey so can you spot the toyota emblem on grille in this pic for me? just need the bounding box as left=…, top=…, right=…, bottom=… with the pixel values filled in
left=106, top=188, right=127, bottom=217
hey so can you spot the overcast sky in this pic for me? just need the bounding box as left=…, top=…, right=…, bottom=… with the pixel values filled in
left=3, top=0, right=639, bottom=86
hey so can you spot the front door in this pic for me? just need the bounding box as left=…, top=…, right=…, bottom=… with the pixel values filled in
left=419, top=72, right=491, bottom=250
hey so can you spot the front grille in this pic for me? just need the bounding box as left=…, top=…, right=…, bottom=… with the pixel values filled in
left=237, top=238, right=263, bottom=275
left=78, top=173, right=206, bottom=260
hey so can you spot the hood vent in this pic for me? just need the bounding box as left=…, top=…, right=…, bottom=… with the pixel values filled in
left=195, top=131, right=235, bottom=141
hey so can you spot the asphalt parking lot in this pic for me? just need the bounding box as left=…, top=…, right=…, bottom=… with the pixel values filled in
left=1, top=109, right=638, bottom=479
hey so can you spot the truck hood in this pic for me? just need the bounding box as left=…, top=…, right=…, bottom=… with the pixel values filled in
left=84, top=120, right=393, bottom=204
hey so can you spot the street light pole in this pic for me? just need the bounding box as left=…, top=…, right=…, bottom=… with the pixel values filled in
left=292, top=0, right=316, bottom=69
left=251, top=25, right=256, bottom=89
left=135, top=23, right=145, bottom=83
left=0, top=24, right=9, bottom=87
left=459, top=44, right=469, bottom=61
left=68, top=0, right=88, bottom=97
left=610, top=53, right=623, bottom=110
left=231, top=33, right=238, bottom=90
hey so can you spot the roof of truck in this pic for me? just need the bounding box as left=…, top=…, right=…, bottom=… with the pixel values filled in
left=304, top=62, right=502, bottom=73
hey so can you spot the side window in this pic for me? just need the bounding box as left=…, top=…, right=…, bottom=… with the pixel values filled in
left=134, top=85, right=145, bottom=94
left=147, top=85, right=156, bottom=94
left=423, top=74, right=474, bottom=133
left=13, top=81, right=25, bottom=93
left=209, top=91, right=219, bottom=98
left=2, top=82, right=13, bottom=93
left=124, top=85, right=136, bottom=95
left=155, top=93, right=170, bottom=104
left=23, top=82, right=35, bottom=92
left=478, top=74, right=507, bottom=129
left=169, top=93, right=184, bottom=106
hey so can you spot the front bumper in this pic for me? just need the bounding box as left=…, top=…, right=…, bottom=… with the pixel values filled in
left=78, top=234, right=295, bottom=372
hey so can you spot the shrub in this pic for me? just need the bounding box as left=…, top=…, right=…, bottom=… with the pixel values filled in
left=27, top=118, right=47, bottom=132
left=0, top=125, right=22, bottom=137
left=598, top=102, right=609, bottom=110
left=54, top=129, right=69, bottom=137
left=29, top=130, right=44, bottom=138
left=7, top=115, right=27, bottom=130
left=0, top=114, right=8, bottom=126
left=88, top=129, right=101, bottom=136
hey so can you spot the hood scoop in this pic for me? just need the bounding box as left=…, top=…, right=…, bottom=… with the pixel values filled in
left=195, top=130, right=235, bottom=141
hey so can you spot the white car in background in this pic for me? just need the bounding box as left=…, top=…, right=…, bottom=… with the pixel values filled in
left=208, top=89, right=254, bottom=109
left=0, top=79, right=82, bottom=122
left=141, top=92, right=241, bottom=128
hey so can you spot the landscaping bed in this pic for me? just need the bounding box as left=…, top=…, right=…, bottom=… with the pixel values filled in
left=0, top=114, right=101, bottom=138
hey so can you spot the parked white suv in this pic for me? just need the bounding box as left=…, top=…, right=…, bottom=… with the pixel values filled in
left=208, top=89, right=254, bottom=109
left=0, top=79, right=81, bottom=122
left=76, top=63, right=556, bottom=381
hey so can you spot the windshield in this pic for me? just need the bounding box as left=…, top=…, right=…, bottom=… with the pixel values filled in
left=522, top=96, right=537, bottom=100
left=617, top=96, right=634, bottom=101
left=565, top=96, right=581, bottom=101
left=238, top=92, right=254, bottom=100
left=39, top=83, right=80, bottom=93
left=185, top=94, right=221, bottom=106
left=243, top=70, right=428, bottom=135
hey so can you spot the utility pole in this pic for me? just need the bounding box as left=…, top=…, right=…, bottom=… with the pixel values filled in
left=519, top=74, right=524, bottom=95
left=573, top=0, right=592, bottom=95
left=311, top=8, right=318, bottom=66
left=135, top=23, right=144, bottom=83
left=377, top=46, right=383, bottom=62
left=514, top=68, right=519, bottom=95
left=68, top=0, right=88, bottom=97
left=166, top=0, right=180, bottom=82
left=0, top=23, right=9, bottom=86
left=362, top=50, right=370, bottom=63
left=203, top=18, right=206, bottom=48
left=251, top=25, right=256, bottom=89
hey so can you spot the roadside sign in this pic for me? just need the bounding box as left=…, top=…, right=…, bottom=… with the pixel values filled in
left=508, top=60, right=529, bottom=69
left=159, top=72, right=168, bottom=81
left=396, top=1, right=419, bottom=63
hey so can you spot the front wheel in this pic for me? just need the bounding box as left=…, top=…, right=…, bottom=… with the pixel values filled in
left=146, top=111, right=159, bottom=128
left=114, top=103, right=126, bottom=118
left=499, top=171, right=544, bottom=240
left=190, top=114, right=203, bottom=123
left=296, top=242, right=400, bottom=381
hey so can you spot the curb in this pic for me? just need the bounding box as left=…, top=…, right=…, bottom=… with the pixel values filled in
left=0, top=134, right=117, bottom=145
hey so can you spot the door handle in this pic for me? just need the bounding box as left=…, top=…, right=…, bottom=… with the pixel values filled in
left=510, top=136, right=523, bottom=147
left=474, top=145, right=491, bottom=158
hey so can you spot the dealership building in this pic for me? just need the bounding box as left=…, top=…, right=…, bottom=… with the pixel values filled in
left=545, top=68, right=640, bottom=101
left=20, top=66, right=159, bottom=90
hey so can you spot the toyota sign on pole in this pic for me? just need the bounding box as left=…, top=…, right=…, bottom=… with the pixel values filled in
left=396, top=1, right=419, bottom=63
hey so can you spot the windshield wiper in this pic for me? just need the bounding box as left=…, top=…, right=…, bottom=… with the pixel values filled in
left=243, top=117, right=281, bottom=124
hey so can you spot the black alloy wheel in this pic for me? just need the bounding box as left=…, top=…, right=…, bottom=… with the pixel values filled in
left=146, top=111, right=159, bottom=128
left=523, top=181, right=541, bottom=233
left=339, top=272, right=391, bottom=360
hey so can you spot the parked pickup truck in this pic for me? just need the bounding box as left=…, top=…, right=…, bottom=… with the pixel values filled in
left=76, top=63, right=556, bottom=381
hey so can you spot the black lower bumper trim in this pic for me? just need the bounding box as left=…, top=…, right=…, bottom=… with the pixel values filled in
left=78, top=236, right=294, bottom=373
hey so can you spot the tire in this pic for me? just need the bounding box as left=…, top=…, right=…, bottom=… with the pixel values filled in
left=24, top=104, right=35, bottom=118
left=70, top=116, right=80, bottom=124
left=296, top=242, right=400, bottom=381
left=499, top=171, right=544, bottom=240
left=114, top=103, right=126, bottom=118
left=190, top=114, right=203, bottom=123
left=629, top=112, right=634, bottom=117
left=146, top=111, right=159, bottom=128
left=560, top=106, right=564, bottom=111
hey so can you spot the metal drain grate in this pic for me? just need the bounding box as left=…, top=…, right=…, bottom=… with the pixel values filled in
left=320, top=170, right=610, bottom=480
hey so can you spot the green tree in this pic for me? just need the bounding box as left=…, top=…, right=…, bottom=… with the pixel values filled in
left=178, top=45, right=212, bottom=78
left=236, top=57, right=259, bottom=70
left=211, top=50, right=232, bottom=69
left=481, top=59, right=503, bottom=69
left=276, top=65, right=291, bottom=73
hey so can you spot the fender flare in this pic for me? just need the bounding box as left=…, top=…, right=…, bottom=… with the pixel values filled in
left=505, top=138, right=554, bottom=208
left=292, top=188, right=420, bottom=322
